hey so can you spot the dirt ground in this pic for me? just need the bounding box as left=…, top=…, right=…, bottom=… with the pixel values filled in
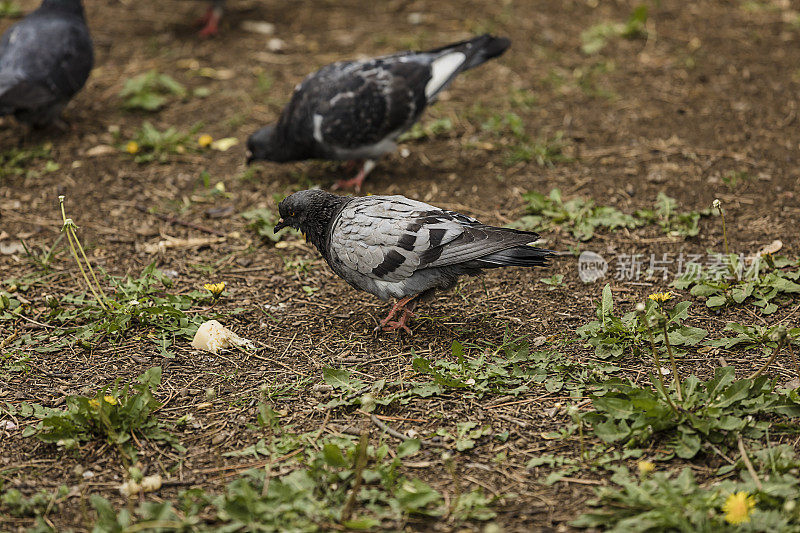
left=1, top=0, right=800, bottom=531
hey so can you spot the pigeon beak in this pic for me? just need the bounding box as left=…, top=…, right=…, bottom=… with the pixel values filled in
left=274, top=219, right=288, bottom=233
left=245, top=151, right=254, bottom=165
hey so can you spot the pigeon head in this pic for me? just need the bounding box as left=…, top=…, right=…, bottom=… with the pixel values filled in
left=246, top=124, right=297, bottom=164
left=274, top=190, right=346, bottom=250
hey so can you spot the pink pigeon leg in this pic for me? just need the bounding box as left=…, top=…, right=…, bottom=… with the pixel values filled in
left=198, top=6, right=222, bottom=37
left=376, top=295, right=417, bottom=335
left=332, top=159, right=376, bottom=192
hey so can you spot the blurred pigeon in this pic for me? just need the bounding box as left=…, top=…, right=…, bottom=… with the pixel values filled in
left=274, top=190, right=552, bottom=333
left=247, top=34, right=511, bottom=191
left=196, top=0, right=224, bottom=37
left=0, top=0, right=93, bottom=128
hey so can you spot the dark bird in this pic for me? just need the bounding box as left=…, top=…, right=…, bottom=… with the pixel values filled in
left=274, top=190, right=552, bottom=333
left=0, top=0, right=93, bottom=128
left=247, top=34, right=511, bottom=191
left=196, top=0, right=224, bottom=37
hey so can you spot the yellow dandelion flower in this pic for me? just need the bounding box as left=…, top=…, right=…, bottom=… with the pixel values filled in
left=103, top=395, right=118, bottom=405
left=126, top=141, right=139, bottom=154
left=637, top=460, right=655, bottom=476
left=198, top=134, right=213, bottom=148
left=89, top=395, right=118, bottom=408
left=648, top=292, right=673, bottom=303
left=723, top=491, right=756, bottom=525
left=204, top=282, right=225, bottom=297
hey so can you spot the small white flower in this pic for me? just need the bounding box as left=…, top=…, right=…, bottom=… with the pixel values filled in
left=713, top=199, right=722, bottom=210
left=635, top=302, right=646, bottom=312
left=660, top=366, right=671, bottom=375
left=464, top=378, right=476, bottom=386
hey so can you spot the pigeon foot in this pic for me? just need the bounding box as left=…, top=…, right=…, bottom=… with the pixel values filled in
left=197, top=6, right=221, bottom=37
left=375, top=295, right=416, bottom=334
left=332, top=159, right=376, bottom=192
left=332, top=173, right=366, bottom=192
left=381, top=318, right=413, bottom=335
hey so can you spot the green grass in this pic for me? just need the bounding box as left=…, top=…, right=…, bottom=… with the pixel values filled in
left=575, top=446, right=800, bottom=531
left=581, top=5, right=648, bottom=55
left=0, top=145, right=59, bottom=181
left=119, top=70, right=186, bottom=111
left=10, top=367, right=183, bottom=461
left=512, top=189, right=713, bottom=241
left=122, top=122, right=202, bottom=163
left=673, top=255, right=800, bottom=314
left=88, top=417, right=497, bottom=530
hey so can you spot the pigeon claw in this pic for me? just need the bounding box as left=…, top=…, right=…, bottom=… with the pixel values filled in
left=375, top=295, right=417, bottom=335
left=380, top=320, right=413, bottom=335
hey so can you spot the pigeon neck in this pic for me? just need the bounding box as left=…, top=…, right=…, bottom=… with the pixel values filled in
left=40, top=0, right=85, bottom=17
left=304, top=196, right=350, bottom=257
left=274, top=119, right=316, bottom=161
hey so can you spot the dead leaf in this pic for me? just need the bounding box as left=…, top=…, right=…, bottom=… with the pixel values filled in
left=177, top=58, right=201, bottom=70
left=241, top=20, right=275, bottom=35
left=268, top=38, right=286, bottom=52
left=141, top=236, right=225, bottom=254
left=0, top=242, right=25, bottom=255
left=85, top=145, right=117, bottom=157
left=206, top=205, right=235, bottom=218
left=758, top=240, right=782, bottom=256
left=198, top=67, right=235, bottom=80
left=253, top=52, right=293, bottom=64
left=211, top=137, right=238, bottom=151
left=0, top=200, right=21, bottom=210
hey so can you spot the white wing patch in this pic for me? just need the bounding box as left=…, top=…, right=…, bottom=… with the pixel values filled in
left=425, top=52, right=466, bottom=98
left=312, top=113, right=324, bottom=143
left=329, top=90, right=355, bottom=107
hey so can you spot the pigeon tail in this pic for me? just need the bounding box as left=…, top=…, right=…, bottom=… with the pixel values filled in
left=423, top=34, right=510, bottom=100
left=472, top=245, right=553, bottom=268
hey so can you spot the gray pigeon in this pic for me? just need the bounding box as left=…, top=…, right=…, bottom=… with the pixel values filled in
left=274, top=190, right=552, bottom=333
left=247, top=34, right=511, bottom=191
left=0, top=0, right=93, bottom=128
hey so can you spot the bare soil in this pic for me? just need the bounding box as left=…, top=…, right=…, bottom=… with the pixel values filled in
left=1, top=0, right=799, bottom=530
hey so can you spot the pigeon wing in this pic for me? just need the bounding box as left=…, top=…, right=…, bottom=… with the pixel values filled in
left=283, top=58, right=430, bottom=151
left=330, top=196, right=465, bottom=282
left=330, top=196, right=539, bottom=283
left=0, top=14, right=92, bottom=107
